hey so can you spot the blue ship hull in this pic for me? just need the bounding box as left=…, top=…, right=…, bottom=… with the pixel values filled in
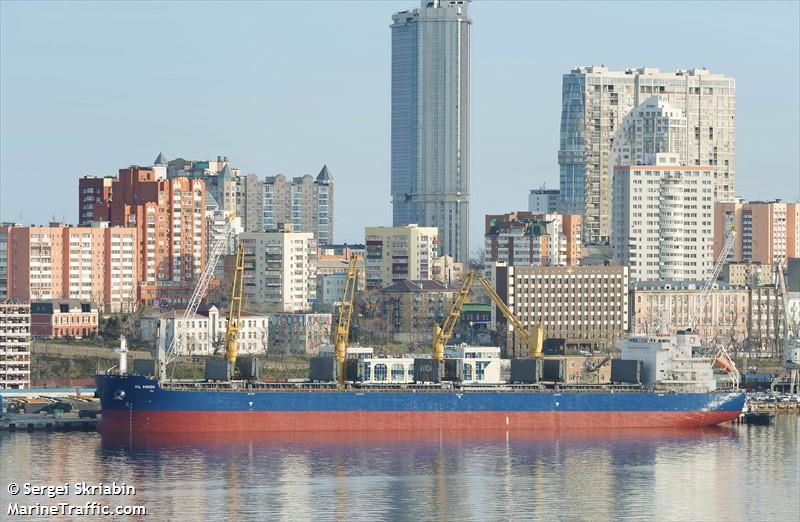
left=95, top=374, right=745, bottom=432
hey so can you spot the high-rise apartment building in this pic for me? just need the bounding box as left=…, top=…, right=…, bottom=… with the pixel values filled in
left=78, top=176, right=115, bottom=225
left=612, top=154, right=714, bottom=282
left=613, top=96, right=688, bottom=169
left=239, top=229, right=317, bottom=312
left=493, top=264, right=629, bottom=355
left=714, top=200, right=800, bottom=267
left=165, top=154, right=239, bottom=215
left=484, top=211, right=581, bottom=269
left=0, top=302, right=31, bottom=389
left=528, top=187, right=560, bottom=214
left=263, top=166, right=333, bottom=246
left=365, top=224, right=438, bottom=289
left=107, top=166, right=206, bottom=306
left=0, top=223, right=137, bottom=312
left=559, top=66, right=735, bottom=244
left=391, top=1, right=470, bottom=263
left=236, top=174, right=265, bottom=233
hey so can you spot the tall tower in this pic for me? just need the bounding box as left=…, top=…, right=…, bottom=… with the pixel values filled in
left=391, top=0, right=471, bottom=263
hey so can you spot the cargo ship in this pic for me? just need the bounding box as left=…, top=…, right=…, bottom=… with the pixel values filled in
left=96, top=259, right=744, bottom=433
left=95, top=330, right=745, bottom=433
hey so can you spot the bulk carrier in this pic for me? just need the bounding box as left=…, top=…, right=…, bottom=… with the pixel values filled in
left=95, top=254, right=745, bottom=434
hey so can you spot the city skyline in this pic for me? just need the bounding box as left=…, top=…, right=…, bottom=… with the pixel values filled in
left=1, top=1, right=799, bottom=252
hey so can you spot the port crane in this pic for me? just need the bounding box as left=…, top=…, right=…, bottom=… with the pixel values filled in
left=771, top=258, right=799, bottom=394
left=159, top=218, right=235, bottom=380
left=334, top=254, right=361, bottom=387
left=225, top=242, right=246, bottom=376
left=687, top=228, right=739, bottom=388
left=433, top=272, right=544, bottom=362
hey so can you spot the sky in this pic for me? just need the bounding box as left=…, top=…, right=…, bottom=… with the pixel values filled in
left=1, top=1, right=799, bottom=252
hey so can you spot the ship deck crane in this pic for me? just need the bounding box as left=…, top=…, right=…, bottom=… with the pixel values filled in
left=225, top=242, right=246, bottom=376
left=159, top=218, right=235, bottom=381
left=433, top=272, right=544, bottom=361
left=334, top=254, right=361, bottom=387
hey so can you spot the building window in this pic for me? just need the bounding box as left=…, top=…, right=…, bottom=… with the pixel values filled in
left=374, top=363, right=388, bottom=382
left=476, top=362, right=489, bottom=381
left=463, top=363, right=473, bottom=381
left=391, top=363, right=404, bottom=382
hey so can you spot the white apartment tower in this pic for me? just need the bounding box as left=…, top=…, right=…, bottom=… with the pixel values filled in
left=612, top=154, right=714, bottom=282
left=391, top=1, right=471, bottom=263
left=239, top=230, right=317, bottom=312
left=0, top=302, right=31, bottom=389
left=559, top=66, right=735, bottom=244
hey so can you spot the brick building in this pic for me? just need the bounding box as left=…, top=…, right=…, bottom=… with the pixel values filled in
left=0, top=223, right=138, bottom=312
left=31, top=300, right=99, bottom=338
left=79, top=165, right=206, bottom=306
left=376, top=280, right=456, bottom=344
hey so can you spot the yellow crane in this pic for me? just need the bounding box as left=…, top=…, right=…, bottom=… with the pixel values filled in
left=334, top=254, right=361, bottom=387
left=226, top=242, right=246, bottom=375
left=433, top=271, right=544, bottom=361
left=432, top=272, right=475, bottom=363
left=475, top=275, right=544, bottom=360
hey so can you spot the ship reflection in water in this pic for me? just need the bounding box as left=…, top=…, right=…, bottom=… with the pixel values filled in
left=93, top=422, right=793, bottom=522
left=3, top=421, right=798, bottom=521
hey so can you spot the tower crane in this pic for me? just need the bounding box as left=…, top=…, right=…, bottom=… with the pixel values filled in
left=225, top=242, right=246, bottom=376
left=432, top=272, right=544, bottom=362
left=334, top=254, right=361, bottom=387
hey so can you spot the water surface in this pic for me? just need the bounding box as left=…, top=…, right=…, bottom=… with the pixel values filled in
left=1, top=417, right=798, bottom=521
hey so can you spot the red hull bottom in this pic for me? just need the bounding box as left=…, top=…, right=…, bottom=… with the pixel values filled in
left=99, top=410, right=741, bottom=433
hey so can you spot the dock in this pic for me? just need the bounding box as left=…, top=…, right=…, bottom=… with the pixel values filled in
left=0, top=412, right=99, bottom=432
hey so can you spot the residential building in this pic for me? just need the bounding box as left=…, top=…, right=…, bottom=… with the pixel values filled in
left=377, top=279, right=456, bottom=344
left=317, top=272, right=348, bottom=308
left=77, top=176, right=115, bottom=225
left=0, top=302, right=31, bottom=389
left=430, top=255, right=464, bottom=286
left=163, top=306, right=268, bottom=356
left=30, top=300, right=99, bottom=338
left=612, top=96, right=688, bottom=170
left=239, top=229, right=317, bottom=312
left=263, top=166, right=334, bottom=246
left=493, top=264, right=629, bottom=355
left=787, top=258, right=800, bottom=333
left=1, top=223, right=138, bottom=312
left=457, top=303, right=491, bottom=344
left=484, top=212, right=581, bottom=269
left=106, top=166, right=206, bottom=306
left=748, top=284, right=788, bottom=356
left=165, top=154, right=239, bottom=215
left=205, top=194, right=242, bottom=280
left=365, top=225, right=438, bottom=289
left=266, top=312, right=331, bottom=354
left=559, top=65, right=735, bottom=244
left=236, top=173, right=265, bottom=233
left=528, top=187, right=560, bottom=214
left=719, top=262, right=773, bottom=287
left=714, top=199, right=800, bottom=266
left=612, top=154, right=714, bottom=282
left=391, top=1, right=471, bottom=262
left=485, top=212, right=552, bottom=269
left=630, top=281, right=749, bottom=342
